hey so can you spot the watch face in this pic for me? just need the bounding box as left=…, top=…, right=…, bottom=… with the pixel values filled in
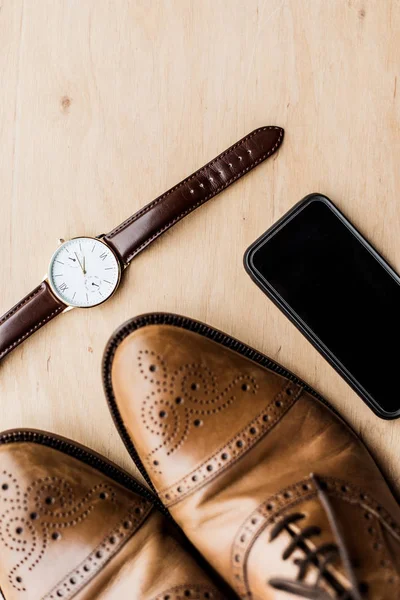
left=48, top=237, right=121, bottom=308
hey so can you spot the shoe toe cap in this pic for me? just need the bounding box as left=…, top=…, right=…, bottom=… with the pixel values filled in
left=109, top=323, right=299, bottom=500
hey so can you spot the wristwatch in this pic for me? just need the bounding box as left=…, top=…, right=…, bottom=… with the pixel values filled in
left=0, top=126, right=283, bottom=361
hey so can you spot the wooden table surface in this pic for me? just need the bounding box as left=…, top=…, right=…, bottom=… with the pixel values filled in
left=0, top=0, right=399, bottom=500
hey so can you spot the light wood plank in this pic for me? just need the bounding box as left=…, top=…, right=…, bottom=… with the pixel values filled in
left=0, top=0, right=399, bottom=509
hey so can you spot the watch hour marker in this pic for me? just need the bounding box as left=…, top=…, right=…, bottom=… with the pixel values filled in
left=54, top=274, right=63, bottom=277
left=86, top=293, right=89, bottom=302
left=56, top=260, right=64, bottom=264
left=72, top=292, right=76, bottom=300
left=59, top=282, right=68, bottom=292
left=91, top=243, right=96, bottom=252
left=99, top=252, right=107, bottom=261
left=105, top=267, right=114, bottom=270
left=79, top=241, right=82, bottom=251
left=104, top=280, right=112, bottom=284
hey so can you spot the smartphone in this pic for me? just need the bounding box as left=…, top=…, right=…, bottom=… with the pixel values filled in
left=244, top=193, right=400, bottom=420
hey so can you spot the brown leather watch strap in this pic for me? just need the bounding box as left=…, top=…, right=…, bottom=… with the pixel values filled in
left=0, top=281, right=66, bottom=361
left=104, top=126, right=284, bottom=265
left=0, top=126, right=283, bottom=362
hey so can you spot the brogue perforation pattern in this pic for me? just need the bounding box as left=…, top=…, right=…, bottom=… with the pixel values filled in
left=136, top=348, right=261, bottom=475
left=44, top=500, right=151, bottom=600
left=0, top=470, right=152, bottom=596
left=231, top=476, right=400, bottom=598
left=159, top=381, right=302, bottom=507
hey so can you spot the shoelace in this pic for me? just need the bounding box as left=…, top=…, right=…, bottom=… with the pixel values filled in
left=267, top=474, right=364, bottom=600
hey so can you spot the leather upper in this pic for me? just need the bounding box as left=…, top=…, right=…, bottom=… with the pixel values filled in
left=0, top=436, right=227, bottom=600
left=109, top=320, right=400, bottom=600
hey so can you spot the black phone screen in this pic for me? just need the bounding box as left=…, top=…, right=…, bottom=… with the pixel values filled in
left=248, top=196, right=400, bottom=417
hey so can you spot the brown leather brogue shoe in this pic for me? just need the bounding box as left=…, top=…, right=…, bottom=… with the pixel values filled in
left=0, top=429, right=231, bottom=600
left=104, top=313, right=400, bottom=600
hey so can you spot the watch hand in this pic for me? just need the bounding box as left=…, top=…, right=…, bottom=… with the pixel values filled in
left=68, top=257, right=76, bottom=262
left=83, top=254, right=86, bottom=274
left=74, top=252, right=84, bottom=273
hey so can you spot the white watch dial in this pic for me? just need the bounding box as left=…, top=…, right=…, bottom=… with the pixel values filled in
left=48, top=237, right=120, bottom=308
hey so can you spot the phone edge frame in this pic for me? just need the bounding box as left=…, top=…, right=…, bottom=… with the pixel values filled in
left=243, top=192, right=400, bottom=420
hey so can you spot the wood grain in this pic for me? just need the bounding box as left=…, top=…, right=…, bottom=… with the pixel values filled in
left=0, top=0, right=399, bottom=515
